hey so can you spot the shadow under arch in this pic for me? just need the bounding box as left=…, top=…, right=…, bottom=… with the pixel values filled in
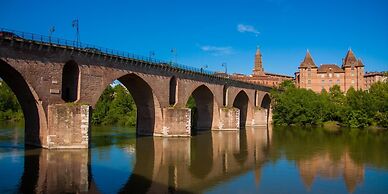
left=169, top=76, right=177, bottom=106
left=61, top=60, right=80, bottom=102
left=261, top=93, right=271, bottom=109
left=117, top=73, right=156, bottom=135
left=187, top=85, right=215, bottom=133
left=233, top=90, right=249, bottom=128
left=0, top=59, right=43, bottom=146
left=223, top=85, right=228, bottom=106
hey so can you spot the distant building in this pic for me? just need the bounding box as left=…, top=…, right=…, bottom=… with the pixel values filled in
left=364, top=71, right=387, bottom=90
left=295, top=49, right=366, bottom=92
left=230, top=48, right=293, bottom=87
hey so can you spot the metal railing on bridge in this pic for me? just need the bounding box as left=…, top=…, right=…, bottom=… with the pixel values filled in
left=0, top=27, right=271, bottom=90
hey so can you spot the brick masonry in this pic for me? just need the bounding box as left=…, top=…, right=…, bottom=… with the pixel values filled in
left=0, top=38, right=272, bottom=149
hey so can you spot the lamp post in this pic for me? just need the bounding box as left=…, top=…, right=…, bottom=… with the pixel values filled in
left=48, top=26, right=55, bottom=43
left=200, top=65, right=208, bottom=73
left=171, top=48, right=177, bottom=64
left=72, top=19, right=80, bottom=46
left=149, top=51, right=155, bottom=61
left=221, top=63, right=227, bottom=74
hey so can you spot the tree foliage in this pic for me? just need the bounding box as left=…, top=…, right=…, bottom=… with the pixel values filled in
left=92, top=84, right=137, bottom=126
left=0, top=81, right=24, bottom=121
left=271, top=81, right=388, bottom=128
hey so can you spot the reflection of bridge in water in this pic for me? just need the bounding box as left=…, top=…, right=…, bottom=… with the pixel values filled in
left=126, top=126, right=272, bottom=193
left=15, top=126, right=367, bottom=193
left=18, top=127, right=271, bottom=193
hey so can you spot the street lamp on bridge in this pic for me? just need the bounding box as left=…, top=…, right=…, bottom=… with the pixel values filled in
left=221, top=63, right=227, bottom=74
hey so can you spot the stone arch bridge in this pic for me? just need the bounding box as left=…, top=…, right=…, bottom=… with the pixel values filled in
left=0, top=29, right=272, bottom=149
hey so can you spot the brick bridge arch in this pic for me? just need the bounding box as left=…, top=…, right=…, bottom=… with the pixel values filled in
left=0, top=36, right=272, bottom=149
left=187, top=84, right=220, bottom=132
left=0, top=59, right=47, bottom=146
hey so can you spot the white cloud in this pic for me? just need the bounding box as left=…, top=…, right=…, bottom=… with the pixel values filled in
left=200, top=45, right=233, bottom=56
left=237, top=24, right=260, bottom=36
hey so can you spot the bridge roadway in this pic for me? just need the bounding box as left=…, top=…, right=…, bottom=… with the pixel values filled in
left=0, top=29, right=272, bottom=149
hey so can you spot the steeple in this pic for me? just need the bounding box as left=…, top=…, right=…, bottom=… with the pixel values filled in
left=253, top=46, right=265, bottom=76
left=343, top=49, right=357, bottom=68
left=299, top=50, right=317, bottom=68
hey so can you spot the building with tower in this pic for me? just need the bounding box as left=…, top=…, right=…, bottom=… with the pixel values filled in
left=295, top=49, right=365, bottom=92
left=231, top=47, right=293, bottom=87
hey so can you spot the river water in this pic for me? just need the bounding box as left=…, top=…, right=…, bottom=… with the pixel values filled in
left=0, top=122, right=388, bottom=194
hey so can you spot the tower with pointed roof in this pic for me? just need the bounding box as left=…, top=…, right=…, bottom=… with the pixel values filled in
left=253, top=47, right=266, bottom=76
left=297, top=50, right=318, bottom=89
left=343, top=49, right=365, bottom=91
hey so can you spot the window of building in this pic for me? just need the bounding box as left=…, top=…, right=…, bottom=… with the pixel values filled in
left=308, top=80, right=311, bottom=84
left=352, top=80, right=355, bottom=84
left=329, top=73, right=332, bottom=78
left=336, top=80, right=340, bottom=83
left=351, top=73, right=355, bottom=76
left=336, top=73, right=340, bottom=78
left=321, top=74, right=325, bottom=78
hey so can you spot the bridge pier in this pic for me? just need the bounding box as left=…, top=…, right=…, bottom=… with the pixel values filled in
left=46, top=104, right=90, bottom=149
left=159, top=107, right=191, bottom=137
left=252, top=108, right=269, bottom=126
left=216, top=108, right=240, bottom=130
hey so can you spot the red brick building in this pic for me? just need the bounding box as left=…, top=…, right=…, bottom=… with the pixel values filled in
left=364, top=72, right=387, bottom=90
left=295, top=49, right=365, bottom=92
left=231, top=48, right=293, bottom=87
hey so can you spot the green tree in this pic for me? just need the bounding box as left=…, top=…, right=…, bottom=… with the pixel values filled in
left=92, top=84, right=137, bottom=126
left=92, top=85, right=114, bottom=124
left=271, top=80, right=388, bottom=128
left=0, top=81, right=23, bottom=121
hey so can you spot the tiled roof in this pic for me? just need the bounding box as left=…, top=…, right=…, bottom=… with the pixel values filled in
left=364, top=72, right=386, bottom=77
left=317, top=64, right=344, bottom=73
left=342, top=49, right=363, bottom=68
left=357, top=59, right=364, bottom=67
left=300, top=50, right=317, bottom=68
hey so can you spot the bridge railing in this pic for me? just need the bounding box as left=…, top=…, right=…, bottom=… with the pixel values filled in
left=0, top=27, right=271, bottom=90
left=0, top=28, right=217, bottom=75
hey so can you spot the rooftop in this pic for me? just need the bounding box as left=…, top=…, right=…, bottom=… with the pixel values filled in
left=317, top=64, right=344, bottom=73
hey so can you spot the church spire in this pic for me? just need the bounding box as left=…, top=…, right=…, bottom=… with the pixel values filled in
left=253, top=46, right=265, bottom=76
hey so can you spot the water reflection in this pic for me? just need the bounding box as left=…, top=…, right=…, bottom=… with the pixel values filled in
left=297, top=150, right=364, bottom=193
left=121, top=127, right=271, bottom=193
left=17, top=148, right=89, bottom=193
left=1, top=124, right=388, bottom=193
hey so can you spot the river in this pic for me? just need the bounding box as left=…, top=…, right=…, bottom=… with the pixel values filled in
left=0, top=122, right=388, bottom=194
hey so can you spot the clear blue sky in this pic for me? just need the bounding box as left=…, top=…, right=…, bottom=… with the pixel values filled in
left=1, top=0, right=387, bottom=75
